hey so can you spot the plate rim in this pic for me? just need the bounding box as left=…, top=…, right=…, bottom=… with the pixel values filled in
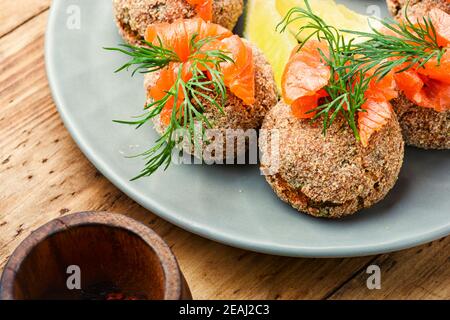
left=45, top=0, right=450, bottom=258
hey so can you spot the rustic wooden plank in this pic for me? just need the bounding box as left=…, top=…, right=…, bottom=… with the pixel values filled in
left=0, top=11, right=378, bottom=300
left=328, top=237, right=450, bottom=300
left=0, top=7, right=448, bottom=300
left=0, top=0, right=51, bottom=38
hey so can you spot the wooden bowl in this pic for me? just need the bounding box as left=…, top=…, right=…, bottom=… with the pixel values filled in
left=0, top=211, right=191, bottom=300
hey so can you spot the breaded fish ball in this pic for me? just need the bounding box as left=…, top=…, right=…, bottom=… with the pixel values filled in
left=260, top=101, right=405, bottom=219
left=113, top=0, right=244, bottom=45
left=144, top=41, right=278, bottom=160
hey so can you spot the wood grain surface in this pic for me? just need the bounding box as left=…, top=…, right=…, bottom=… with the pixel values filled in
left=0, top=1, right=449, bottom=300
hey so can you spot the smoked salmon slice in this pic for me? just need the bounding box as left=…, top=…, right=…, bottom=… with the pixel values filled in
left=429, top=8, right=450, bottom=47
left=417, top=50, right=450, bottom=85
left=355, top=65, right=399, bottom=146
left=393, top=56, right=450, bottom=112
left=145, top=19, right=255, bottom=125
left=218, top=36, right=256, bottom=105
left=358, top=92, right=393, bottom=147
left=396, top=74, right=450, bottom=113
left=145, top=18, right=232, bottom=62
left=186, top=0, right=213, bottom=22
left=358, top=99, right=393, bottom=148
left=151, top=62, right=193, bottom=125
left=282, top=41, right=330, bottom=107
left=281, top=40, right=394, bottom=145
left=291, top=89, right=328, bottom=119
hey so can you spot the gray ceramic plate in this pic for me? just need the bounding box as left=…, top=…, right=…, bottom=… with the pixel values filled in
left=46, top=0, right=450, bottom=257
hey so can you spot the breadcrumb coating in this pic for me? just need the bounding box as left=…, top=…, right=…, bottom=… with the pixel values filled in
left=260, top=101, right=404, bottom=219
left=393, top=93, right=450, bottom=149
left=113, top=0, right=244, bottom=45
left=386, top=0, right=450, bottom=20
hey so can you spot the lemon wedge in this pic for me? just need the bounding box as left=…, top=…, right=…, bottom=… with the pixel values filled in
left=244, top=0, right=297, bottom=89
left=275, top=0, right=376, bottom=42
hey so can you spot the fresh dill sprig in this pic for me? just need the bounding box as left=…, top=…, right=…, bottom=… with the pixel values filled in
left=104, top=38, right=180, bottom=75
left=107, top=35, right=233, bottom=180
left=277, top=0, right=368, bottom=138
left=341, top=3, right=447, bottom=80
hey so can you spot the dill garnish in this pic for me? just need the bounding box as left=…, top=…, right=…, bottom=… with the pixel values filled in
left=342, top=3, right=446, bottom=81
left=277, top=0, right=446, bottom=138
left=277, top=0, right=368, bottom=138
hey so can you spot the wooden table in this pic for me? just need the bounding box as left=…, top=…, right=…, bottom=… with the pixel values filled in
left=1, top=0, right=449, bottom=300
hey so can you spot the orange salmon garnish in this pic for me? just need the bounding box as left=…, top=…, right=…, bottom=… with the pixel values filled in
left=393, top=57, right=450, bottom=113
left=145, top=18, right=232, bottom=62
left=356, top=65, right=398, bottom=146
left=145, top=19, right=255, bottom=125
left=282, top=41, right=330, bottom=104
left=358, top=98, right=393, bottom=148
left=417, top=50, right=450, bottom=84
left=281, top=40, right=330, bottom=118
left=395, top=68, right=450, bottom=113
left=291, top=89, right=328, bottom=119
left=186, top=0, right=213, bottom=22
left=150, top=62, right=193, bottom=125
left=281, top=40, right=394, bottom=145
left=429, top=8, right=450, bottom=47
left=367, top=68, right=398, bottom=101
left=218, top=36, right=256, bottom=105
left=358, top=92, right=394, bottom=147
left=394, top=68, right=425, bottom=99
